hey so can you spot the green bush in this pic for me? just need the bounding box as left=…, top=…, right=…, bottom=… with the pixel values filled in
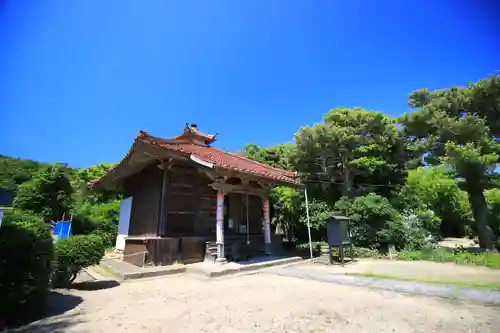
left=0, top=218, right=53, bottom=326
left=1, top=209, right=43, bottom=225
left=331, top=246, right=382, bottom=259
left=52, top=234, right=106, bottom=288
left=400, top=210, right=438, bottom=251
left=334, top=194, right=406, bottom=249
left=295, top=242, right=382, bottom=259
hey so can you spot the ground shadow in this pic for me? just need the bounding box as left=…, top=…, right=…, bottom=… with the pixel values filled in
left=6, top=291, right=83, bottom=332
left=11, top=313, right=84, bottom=333
left=70, top=279, right=120, bottom=291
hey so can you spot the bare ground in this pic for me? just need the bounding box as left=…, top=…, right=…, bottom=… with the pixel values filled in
left=294, top=259, right=500, bottom=284
left=15, top=272, right=500, bottom=333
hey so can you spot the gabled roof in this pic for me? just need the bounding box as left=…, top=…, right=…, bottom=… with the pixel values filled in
left=92, top=127, right=299, bottom=187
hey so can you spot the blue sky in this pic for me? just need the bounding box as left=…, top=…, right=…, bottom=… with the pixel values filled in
left=1, top=1, right=499, bottom=168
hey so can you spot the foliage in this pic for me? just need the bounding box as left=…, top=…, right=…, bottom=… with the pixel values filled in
left=402, top=78, right=500, bottom=250
left=294, top=108, right=410, bottom=197
left=269, top=186, right=302, bottom=241
left=295, top=241, right=382, bottom=258
left=72, top=200, right=120, bottom=247
left=298, top=198, right=334, bottom=231
left=1, top=209, right=44, bottom=225
left=13, top=165, right=73, bottom=222
left=242, top=143, right=296, bottom=171
left=334, top=194, right=405, bottom=249
left=400, top=167, right=472, bottom=237
left=52, top=234, right=106, bottom=288
left=398, top=247, right=500, bottom=269
left=0, top=155, right=53, bottom=194
left=485, top=188, right=500, bottom=249
left=400, top=210, right=438, bottom=251
left=71, top=163, right=119, bottom=204
left=0, top=218, right=54, bottom=326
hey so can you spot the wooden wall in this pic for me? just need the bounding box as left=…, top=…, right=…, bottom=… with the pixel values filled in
left=123, top=163, right=162, bottom=237
left=162, top=162, right=216, bottom=236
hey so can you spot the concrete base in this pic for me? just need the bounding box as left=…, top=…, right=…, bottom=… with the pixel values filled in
left=99, top=256, right=303, bottom=281
left=100, top=258, right=186, bottom=281
left=187, top=256, right=304, bottom=278
left=215, top=257, right=227, bottom=264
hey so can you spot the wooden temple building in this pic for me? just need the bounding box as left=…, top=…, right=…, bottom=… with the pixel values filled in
left=92, top=124, right=299, bottom=266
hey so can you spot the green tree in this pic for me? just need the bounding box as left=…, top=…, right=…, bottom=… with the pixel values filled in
left=0, top=155, right=52, bottom=194
left=71, top=163, right=118, bottom=204
left=294, top=107, right=409, bottom=197
left=402, top=80, right=500, bottom=250
left=269, top=186, right=302, bottom=242
left=13, top=165, right=73, bottom=222
left=401, top=167, right=472, bottom=237
left=242, top=143, right=296, bottom=170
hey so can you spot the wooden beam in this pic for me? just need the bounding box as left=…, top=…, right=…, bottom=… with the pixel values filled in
left=210, top=183, right=268, bottom=197
left=197, top=167, right=217, bottom=181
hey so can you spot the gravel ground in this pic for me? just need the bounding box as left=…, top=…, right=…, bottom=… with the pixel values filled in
left=15, top=273, right=500, bottom=333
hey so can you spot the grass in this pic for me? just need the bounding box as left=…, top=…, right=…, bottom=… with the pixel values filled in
left=344, top=272, right=500, bottom=291
left=397, top=248, right=500, bottom=270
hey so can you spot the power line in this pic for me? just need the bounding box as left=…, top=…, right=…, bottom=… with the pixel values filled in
left=301, top=179, right=402, bottom=188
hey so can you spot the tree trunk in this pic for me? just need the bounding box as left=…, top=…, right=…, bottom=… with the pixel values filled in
left=340, top=152, right=353, bottom=197
left=466, top=183, right=495, bottom=250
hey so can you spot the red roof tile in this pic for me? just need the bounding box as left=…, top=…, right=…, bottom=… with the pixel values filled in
left=138, top=132, right=298, bottom=184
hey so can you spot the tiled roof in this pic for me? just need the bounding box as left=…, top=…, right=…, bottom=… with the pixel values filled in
left=138, top=131, right=298, bottom=184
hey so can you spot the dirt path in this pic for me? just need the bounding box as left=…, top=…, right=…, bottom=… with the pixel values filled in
left=15, top=273, right=499, bottom=333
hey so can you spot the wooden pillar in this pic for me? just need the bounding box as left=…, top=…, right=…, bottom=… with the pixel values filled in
left=158, top=159, right=171, bottom=237
left=215, top=190, right=227, bottom=263
left=262, top=197, right=272, bottom=255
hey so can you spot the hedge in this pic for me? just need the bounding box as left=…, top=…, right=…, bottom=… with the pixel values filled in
left=52, top=234, right=106, bottom=288
left=0, top=219, right=54, bottom=326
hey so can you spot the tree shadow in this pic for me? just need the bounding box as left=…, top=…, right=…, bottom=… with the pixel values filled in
left=7, top=291, right=83, bottom=332
left=12, top=313, right=83, bottom=333
left=70, top=280, right=120, bottom=291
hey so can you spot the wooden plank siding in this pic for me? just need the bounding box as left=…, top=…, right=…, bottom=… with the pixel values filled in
left=162, top=162, right=217, bottom=236
left=123, top=163, right=163, bottom=237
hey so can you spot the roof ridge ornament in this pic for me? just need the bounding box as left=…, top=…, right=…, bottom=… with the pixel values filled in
left=137, top=130, right=148, bottom=138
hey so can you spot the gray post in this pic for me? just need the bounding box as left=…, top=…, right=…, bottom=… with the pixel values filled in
left=304, top=187, right=313, bottom=260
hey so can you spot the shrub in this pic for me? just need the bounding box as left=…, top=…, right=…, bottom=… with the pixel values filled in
left=52, top=234, right=106, bottom=288
left=334, top=193, right=406, bottom=250
left=1, top=209, right=43, bottom=225
left=0, top=218, right=53, bottom=326
left=295, top=242, right=382, bottom=259
left=401, top=210, right=438, bottom=251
